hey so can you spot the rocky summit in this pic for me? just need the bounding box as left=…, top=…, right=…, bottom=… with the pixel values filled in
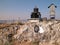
left=0, top=20, right=60, bottom=45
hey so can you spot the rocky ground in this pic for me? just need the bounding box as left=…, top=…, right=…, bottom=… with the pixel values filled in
left=0, top=20, right=60, bottom=45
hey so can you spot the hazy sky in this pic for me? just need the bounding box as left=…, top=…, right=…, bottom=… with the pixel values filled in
left=0, top=0, right=60, bottom=20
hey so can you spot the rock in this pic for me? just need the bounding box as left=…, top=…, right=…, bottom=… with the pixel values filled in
left=0, top=20, right=60, bottom=45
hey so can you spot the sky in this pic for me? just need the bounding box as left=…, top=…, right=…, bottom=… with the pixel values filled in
left=0, top=0, right=60, bottom=20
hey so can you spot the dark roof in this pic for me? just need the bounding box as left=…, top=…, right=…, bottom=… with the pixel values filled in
left=48, top=3, right=57, bottom=8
